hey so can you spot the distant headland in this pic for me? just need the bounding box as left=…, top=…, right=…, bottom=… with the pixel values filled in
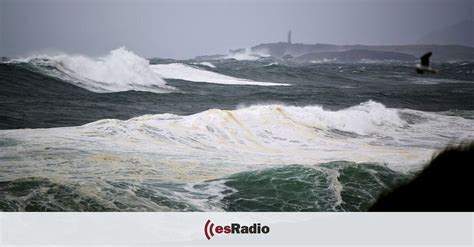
left=196, top=27, right=474, bottom=62
left=196, top=42, right=474, bottom=62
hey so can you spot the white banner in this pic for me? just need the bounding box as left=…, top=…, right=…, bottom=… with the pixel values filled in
left=0, top=213, right=472, bottom=246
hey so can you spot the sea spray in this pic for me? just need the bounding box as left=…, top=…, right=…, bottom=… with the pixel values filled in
left=7, top=47, right=174, bottom=93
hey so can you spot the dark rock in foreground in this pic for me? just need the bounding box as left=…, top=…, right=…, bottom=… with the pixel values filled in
left=369, top=142, right=474, bottom=212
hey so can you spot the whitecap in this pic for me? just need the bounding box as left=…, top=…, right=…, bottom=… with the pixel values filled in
left=151, top=63, right=289, bottom=86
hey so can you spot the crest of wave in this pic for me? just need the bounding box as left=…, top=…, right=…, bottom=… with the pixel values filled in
left=16, top=47, right=174, bottom=93
left=225, top=48, right=270, bottom=61
left=2, top=101, right=473, bottom=183
left=86, top=100, right=472, bottom=168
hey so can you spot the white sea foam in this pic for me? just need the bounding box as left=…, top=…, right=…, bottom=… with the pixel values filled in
left=8, top=48, right=287, bottom=89
left=198, top=62, right=216, bottom=68
left=2, top=101, right=473, bottom=184
left=264, top=62, right=279, bottom=67
left=10, top=47, right=174, bottom=93
left=225, top=48, right=270, bottom=61
left=151, top=63, right=289, bottom=86
left=310, top=59, right=337, bottom=63
left=409, top=77, right=474, bottom=85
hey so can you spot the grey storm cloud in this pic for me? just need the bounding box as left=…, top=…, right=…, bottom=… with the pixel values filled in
left=1, top=0, right=472, bottom=59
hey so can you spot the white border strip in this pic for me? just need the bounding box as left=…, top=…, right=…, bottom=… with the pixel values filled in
left=1, top=213, right=472, bottom=246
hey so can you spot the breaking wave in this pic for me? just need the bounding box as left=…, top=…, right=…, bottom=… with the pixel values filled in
left=6, top=47, right=175, bottom=93
left=1, top=100, right=473, bottom=211
left=1, top=100, right=473, bottom=185
left=198, top=62, right=216, bottom=68
left=225, top=48, right=270, bottom=61
left=151, top=63, right=289, bottom=86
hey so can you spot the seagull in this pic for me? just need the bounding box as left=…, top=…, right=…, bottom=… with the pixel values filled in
left=416, top=52, right=438, bottom=74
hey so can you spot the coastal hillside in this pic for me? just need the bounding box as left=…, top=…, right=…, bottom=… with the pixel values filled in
left=249, top=43, right=474, bottom=61
left=294, top=49, right=416, bottom=63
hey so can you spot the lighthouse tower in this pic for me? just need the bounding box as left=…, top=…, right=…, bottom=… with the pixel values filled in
left=287, top=30, right=292, bottom=44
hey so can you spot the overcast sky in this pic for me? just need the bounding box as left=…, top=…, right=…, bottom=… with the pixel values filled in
left=1, top=0, right=473, bottom=59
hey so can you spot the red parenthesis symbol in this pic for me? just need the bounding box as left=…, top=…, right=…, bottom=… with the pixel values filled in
left=204, top=219, right=211, bottom=240
left=210, top=223, right=214, bottom=237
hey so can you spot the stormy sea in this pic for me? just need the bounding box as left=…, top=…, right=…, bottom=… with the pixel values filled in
left=1, top=47, right=473, bottom=211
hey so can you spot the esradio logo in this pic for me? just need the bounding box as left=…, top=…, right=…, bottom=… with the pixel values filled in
left=204, top=219, right=270, bottom=240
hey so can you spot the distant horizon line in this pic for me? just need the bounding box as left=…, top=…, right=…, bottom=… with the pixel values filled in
left=1, top=42, right=473, bottom=60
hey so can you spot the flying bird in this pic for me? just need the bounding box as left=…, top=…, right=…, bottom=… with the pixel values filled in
left=416, top=52, right=438, bottom=74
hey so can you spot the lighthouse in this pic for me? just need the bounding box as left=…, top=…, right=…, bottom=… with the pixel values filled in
left=287, top=30, right=292, bottom=44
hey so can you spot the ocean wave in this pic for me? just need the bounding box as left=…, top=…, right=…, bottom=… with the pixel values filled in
left=3, top=100, right=472, bottom=212
left=225, top=49, right=269, bottom=61
left=264, top=62, right=280, bottom=67
left=0, top=176, right=229, bottom=211
left=151, top=63, right=289, bottom=86
left=6, top=47, right=175, bottom=93
left=0, top=162, right=408, bottom=212
left=198, top=62, right=216, bottom=68
left=221, top=48, right=271, bottom=61
left=222, top=162, right=409, bottom=212
left=1, top=101, right=472, bottom=186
